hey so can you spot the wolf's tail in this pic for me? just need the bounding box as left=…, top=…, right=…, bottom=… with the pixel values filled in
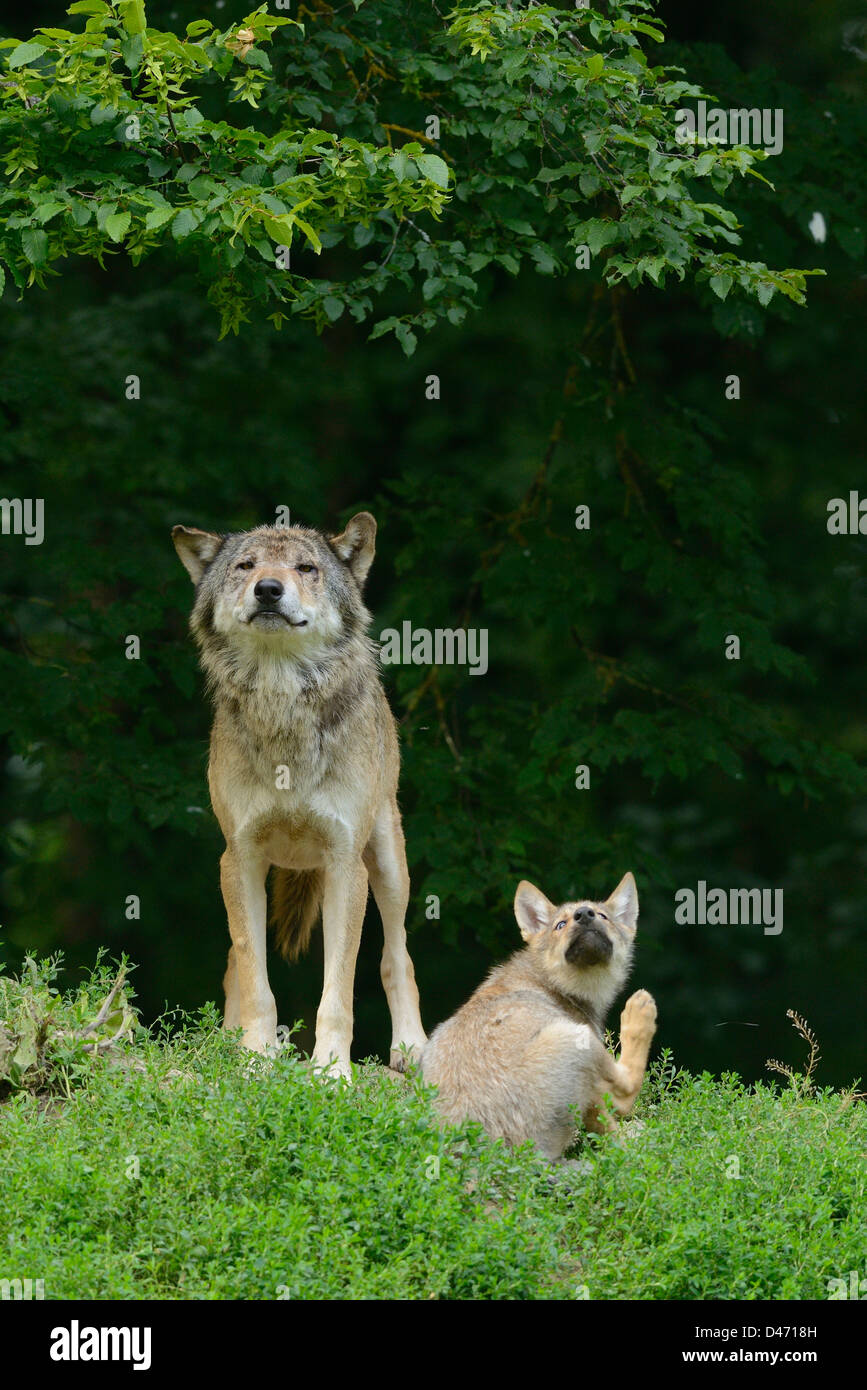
left=269, top=868, right=323, bottom=960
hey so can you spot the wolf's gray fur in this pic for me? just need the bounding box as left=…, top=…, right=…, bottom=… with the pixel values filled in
left=172, top=512, right=426, bottom=1077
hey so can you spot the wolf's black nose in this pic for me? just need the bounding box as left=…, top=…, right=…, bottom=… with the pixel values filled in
left=574, top=906, right=595, bottom=924
left=254, top=578, right=284, bottom=604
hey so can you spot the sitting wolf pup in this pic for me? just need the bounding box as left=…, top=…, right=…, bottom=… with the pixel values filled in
left=421, top=873, right=656, bottom=1159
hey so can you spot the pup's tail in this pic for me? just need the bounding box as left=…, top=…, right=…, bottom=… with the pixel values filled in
left=269, top=868, right=323, bottom=961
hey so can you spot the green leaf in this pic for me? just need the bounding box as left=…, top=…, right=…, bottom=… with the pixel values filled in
left=579, top=171, right=600, bottom=197
left=585, top=53, right=604, bottom=80
left=502, top=218, right=535, bottom=236
left=583, top=220, right=619, bottom=255
left=368, top=316, right=399, bottom=342
left=33, top=202, right=66, bottom=225
left=21, top=228, right=48, bottom=264
left=756, top=281, right=774, bottom=307
left=395, top=322, right=417, bottom=357
left=121, top=34, right=145, bottom=72
left=105, top=211, right=131, bottom=243
left=415, top=154, right=449, bottom=190
left=709, top=273, right=733, bottom=301
left=0, top=264, right=5, bottom=298
left=390, top=150, right=409, bottom=183
left=7, top=41, right=47, bottom=69
left=10, top=1017, right=38, bottom=1076
left=322, top=296, right=344, bottom=322
left=145, top=207, right=175, bottom=231
left=90, top=104, right=119, bottom=126
left=293, top=217, right=322, bottom=254
left=67, top=1, right=111, bottom=12
left=172, top=209, right=201, bottom=240
left=118, top=0, right=147, bottom=36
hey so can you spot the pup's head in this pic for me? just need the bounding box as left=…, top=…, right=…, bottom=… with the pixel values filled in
left=171, top=513, right=376, bottom=661
left=513, top=873, right=639, bottom=1012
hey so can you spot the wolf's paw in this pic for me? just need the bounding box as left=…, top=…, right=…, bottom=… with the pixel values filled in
left=620, top=989, right=657, bottom=1049
left=389, top=1039, right=425, bottom=1074
left=310, top=1051, right=352, bottom=1083
left=240, top=1022, right=279, bottom=1055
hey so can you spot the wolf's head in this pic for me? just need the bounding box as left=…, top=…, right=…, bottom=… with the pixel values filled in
left=172, top=513, right=376, bottom=677
left=513, top=873, right=639, bottom=1017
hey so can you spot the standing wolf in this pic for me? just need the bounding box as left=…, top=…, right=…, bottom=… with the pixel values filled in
left=422, top=873, right=657, bottom=1158
left=172, top=511, right=426, bottom=1077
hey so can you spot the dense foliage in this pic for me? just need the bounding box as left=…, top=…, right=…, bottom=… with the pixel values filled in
left=0, top=0, right=819, bottom=344
left=1, top=0, right=865, bottom=1085
left=1, top=964, right=864, bottom=1299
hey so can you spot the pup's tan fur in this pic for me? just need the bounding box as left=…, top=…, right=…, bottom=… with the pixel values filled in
left=172, top=512, right=426, bottom=1077
left=421, top=873, right=657, bottom=1159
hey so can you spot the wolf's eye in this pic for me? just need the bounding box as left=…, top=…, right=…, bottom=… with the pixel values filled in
left=296, top=563, right=317, bottom=576
left=554, top=920, right=566, bottom=931
left=236, top=559, right=255, bottom=571
left=598, top=913, right=608, bottom=922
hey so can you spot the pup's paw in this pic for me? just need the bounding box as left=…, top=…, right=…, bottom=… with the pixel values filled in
left=620, top=989, right=657, bottom=1049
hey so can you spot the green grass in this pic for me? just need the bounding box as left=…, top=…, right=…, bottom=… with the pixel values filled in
left=1, top=957, right=864, bottom=1300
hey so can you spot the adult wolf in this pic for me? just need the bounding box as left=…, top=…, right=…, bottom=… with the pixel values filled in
left=172, top=511, right=426, bottom=1078
left=422, top=873, right=656, bottom=1158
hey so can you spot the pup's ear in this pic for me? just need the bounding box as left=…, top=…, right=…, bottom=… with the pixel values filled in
left=329, top=511, right=376, bottom=588
left=172, top=525, right=223, bottom=584
left=605, top=872, right=639, bottom=933
left=514, top=881, right=556, bottom=942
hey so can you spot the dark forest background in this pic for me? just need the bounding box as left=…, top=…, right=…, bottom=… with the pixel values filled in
left=1, top=0, right=865, bottom=1085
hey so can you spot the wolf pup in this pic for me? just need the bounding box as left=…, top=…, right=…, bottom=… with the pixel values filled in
left=172, top=512, right=427, bottom=1078
left=421, top=873, right=656, bottom=1158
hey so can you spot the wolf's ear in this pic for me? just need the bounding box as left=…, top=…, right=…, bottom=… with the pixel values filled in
left=172, top=525, right=223, bottom=584
left=329, top=511, right=376, bottom=588
left=605, top=872, right=639, bottom=933
left=514, top=881, right=556, bottom=942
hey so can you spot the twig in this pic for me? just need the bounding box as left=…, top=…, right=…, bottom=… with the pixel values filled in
left=79, top=969, right=126, bottom=1039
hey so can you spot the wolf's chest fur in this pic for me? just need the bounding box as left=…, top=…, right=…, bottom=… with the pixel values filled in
left=206, top=646, right=388, bottom=863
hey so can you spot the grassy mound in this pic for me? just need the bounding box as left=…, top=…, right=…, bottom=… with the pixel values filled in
left=1, top=956, right=863, bottom=1300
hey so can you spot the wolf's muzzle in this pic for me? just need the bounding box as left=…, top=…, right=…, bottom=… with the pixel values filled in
left=565, top=925, right=612, bottom=967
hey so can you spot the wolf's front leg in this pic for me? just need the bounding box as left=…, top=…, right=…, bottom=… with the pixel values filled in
left=313, top=859, right=369, bottom=1079
left=219, top=846, right=277, bottom=1054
